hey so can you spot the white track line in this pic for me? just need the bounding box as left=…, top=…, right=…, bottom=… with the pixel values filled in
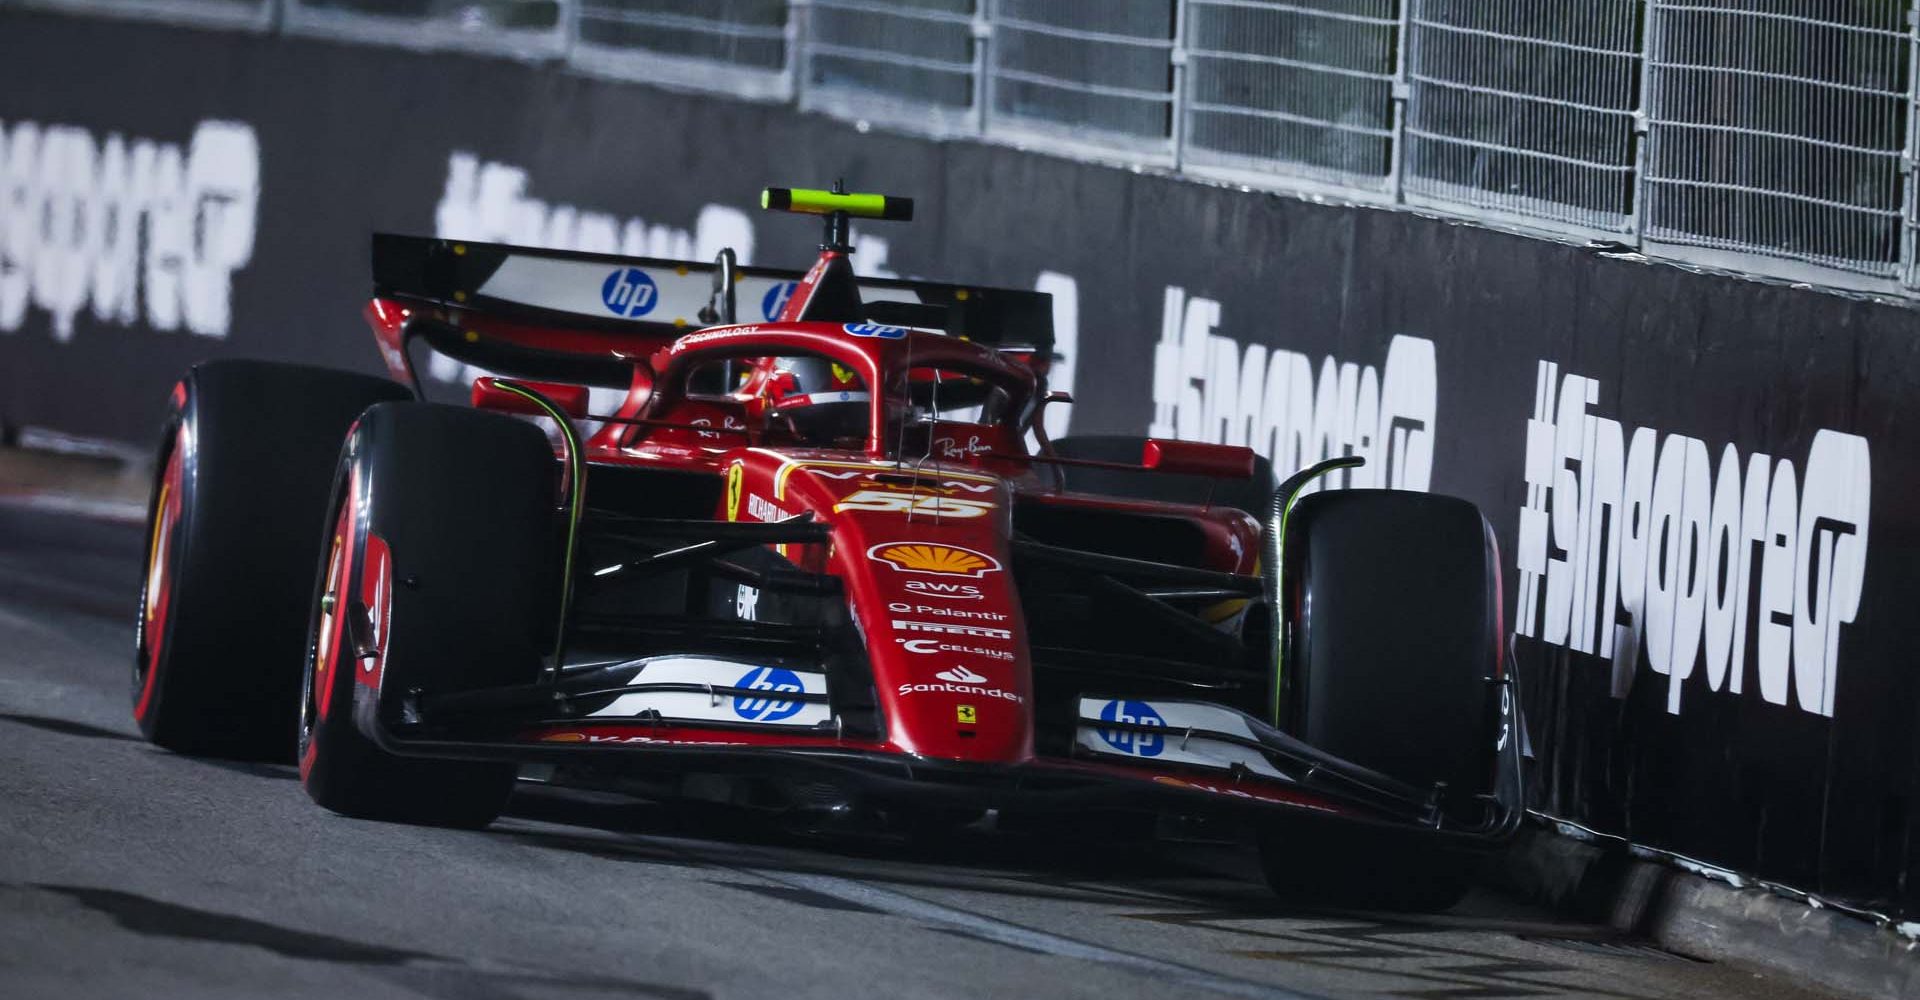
left=739, top=866, right=1329, bottom=1000
left=0, top=493, right=147, bottom=524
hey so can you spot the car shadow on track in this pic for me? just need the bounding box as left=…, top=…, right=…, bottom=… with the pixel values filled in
left=13, top=881, right=712, bottom=1000
left=499, top=783, right=1325, bottom=915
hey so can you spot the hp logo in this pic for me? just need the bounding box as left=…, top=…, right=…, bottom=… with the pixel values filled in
left=842, top=323, right=907, bottom=339
left=1096, top=700, right=1165, bottom=757
left=761, top=281, right=798, bottom=320
left=601, top=267, right=659, bottom=318
left=733, top=666, right=805, bottom=723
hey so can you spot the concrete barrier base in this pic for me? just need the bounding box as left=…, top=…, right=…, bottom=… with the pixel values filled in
left=1491, top=824, right=1920, bottom=1000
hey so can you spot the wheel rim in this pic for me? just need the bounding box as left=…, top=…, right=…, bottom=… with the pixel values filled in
left=300, top=492, right=355, bottom=779
left=134, top=428, right=187, bottom=722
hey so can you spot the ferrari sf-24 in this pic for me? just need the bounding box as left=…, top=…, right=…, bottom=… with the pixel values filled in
left=133, top=187, right=1524, bottom=908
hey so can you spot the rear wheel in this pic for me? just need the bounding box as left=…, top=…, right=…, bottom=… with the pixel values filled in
left=298, top=402, right=557, bottom=828
left=134, top=361, right=410, bottom=760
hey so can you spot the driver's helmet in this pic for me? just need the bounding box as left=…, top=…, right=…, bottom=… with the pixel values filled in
left=764, top=356, right=869, bottom=445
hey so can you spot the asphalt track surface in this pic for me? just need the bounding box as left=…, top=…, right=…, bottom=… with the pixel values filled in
left=0, top=504, right=1845, bottom=1000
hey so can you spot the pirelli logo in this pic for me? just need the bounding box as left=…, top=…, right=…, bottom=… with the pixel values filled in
left=891, top=620, right=1012, bottom=640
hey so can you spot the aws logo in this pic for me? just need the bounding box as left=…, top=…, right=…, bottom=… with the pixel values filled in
left=904, top=580, right=983, bottom=601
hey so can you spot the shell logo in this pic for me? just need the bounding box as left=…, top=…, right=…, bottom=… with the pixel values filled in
left=866, top=542, right=1001, bottom=578
left=539, top=732, right=588, bottom=743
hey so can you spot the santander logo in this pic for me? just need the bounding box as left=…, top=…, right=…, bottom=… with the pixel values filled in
left=936, top=665, right=989, bottom=685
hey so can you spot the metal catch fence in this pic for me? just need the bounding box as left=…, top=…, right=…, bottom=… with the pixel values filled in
left=15, top=0, right=1920, bottom=293
left=1403, top=0, right=1642, bottom=234
left=799, top=0, right=982, bottom=135
left=986, top=0, right=1181, bottom=158
left=1182, top=0, right=1402, bottom=194
left=282, top=0, right=565, bottom=55
left=1642, top=0, right=1911, bottom=278
left=572, top=0, right=793, bottom=99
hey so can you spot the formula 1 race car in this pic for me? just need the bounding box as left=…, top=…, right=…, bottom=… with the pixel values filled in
left=133, top=187, right=1524, bottom=909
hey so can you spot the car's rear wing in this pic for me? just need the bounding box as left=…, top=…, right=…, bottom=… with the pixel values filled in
left=371, top=234, right=1054, bottom=354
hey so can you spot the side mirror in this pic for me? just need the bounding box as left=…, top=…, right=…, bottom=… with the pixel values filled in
left=698, top=247, right=737, bottom=325
left=1142, top=438, right=1257, bottom=479
left=1043, top=389, right=1074, bottom=405
left=471, top=376, right=590, bottom=420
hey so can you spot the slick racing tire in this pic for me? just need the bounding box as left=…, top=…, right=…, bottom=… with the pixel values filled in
left=1277, top=489, right=1498, bottom=796
left=1049, top=435, right=1273, bottom=517
left=1256, top=489, right=1496, bottom=911
left=135, top=361, right=411, bottom=760
left=299, top=402, right=556, bottom=828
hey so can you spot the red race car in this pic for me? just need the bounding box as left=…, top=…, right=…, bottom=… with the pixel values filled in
left=134, top=187, right=1523, bottom=908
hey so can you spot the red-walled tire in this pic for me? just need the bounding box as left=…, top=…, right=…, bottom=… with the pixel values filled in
left=134, top=361, right=410, bottom=760
left=299, top=402, right=556, bottom=828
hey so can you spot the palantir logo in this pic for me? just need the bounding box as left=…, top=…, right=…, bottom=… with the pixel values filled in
left=1096, top=700, right=1165, bottom=757
left=761, top=281, right=797, bottom=320
left=601, top=267, right=659, bottom=318
left=732, top=666, right=805, bottom=722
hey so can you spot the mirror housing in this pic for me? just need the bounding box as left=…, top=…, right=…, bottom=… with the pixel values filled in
left=471, top=376, right=590, bottom=420
left=1142, top=438, right=1257, bottom=479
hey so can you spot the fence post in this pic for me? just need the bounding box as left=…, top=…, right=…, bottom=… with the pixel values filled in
left=1387, top=0, right=1413, bottom=204
left=1628, top=0, right=1659, bottom=248
left=1903, top=3, right=1919, bottom=288
left=786, top=0, right=807, bottom=108
left=974, top=0, right=994, bottom=136
left=1170, top=0, right=1189, bottom=171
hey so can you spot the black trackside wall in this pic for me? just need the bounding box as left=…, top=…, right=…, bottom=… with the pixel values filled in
left=3, top=11, right=1917, bottom=915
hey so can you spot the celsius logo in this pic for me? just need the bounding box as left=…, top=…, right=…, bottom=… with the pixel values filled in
left=1515, top=361, right=1870, bottom=718
left=1096, top=700, right=1165, bottom=757
left=601, top=267, right=659, bottom=318
left=731, top=666, right=804, bottom=722
left=1148, top=287, right=1436, bottom=492
left=935, top=665, right=988, bottom=684
left=897, top=638, right=1013, bottom=660
left=762, top=280, right=797, bottom=320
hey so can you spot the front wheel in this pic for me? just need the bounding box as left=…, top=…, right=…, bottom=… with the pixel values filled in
left=298, top=402, right=557, bottom=828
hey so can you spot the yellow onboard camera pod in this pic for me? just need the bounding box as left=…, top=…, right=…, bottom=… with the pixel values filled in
left=761, top=188, right=914, bottom=222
